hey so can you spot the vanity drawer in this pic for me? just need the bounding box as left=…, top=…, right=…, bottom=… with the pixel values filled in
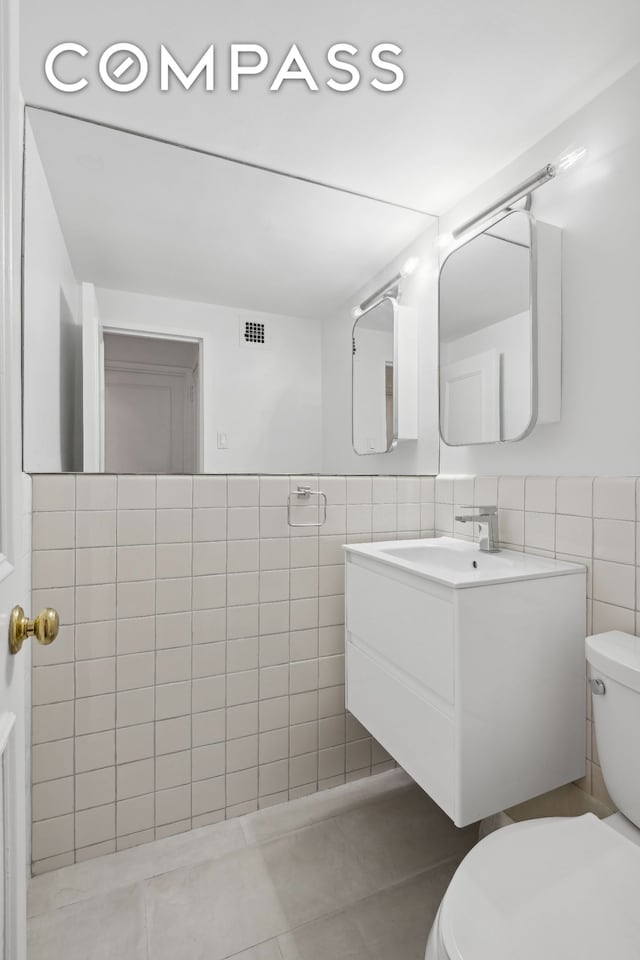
left=346, top=641, right=454, bottom=817
left=345, top=560, right=454, bottom=703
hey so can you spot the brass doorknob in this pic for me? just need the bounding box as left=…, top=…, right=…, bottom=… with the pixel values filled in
left=9, top=606, right=59, bottom=655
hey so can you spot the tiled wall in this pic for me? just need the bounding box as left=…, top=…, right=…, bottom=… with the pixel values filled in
left=434, top=473, right=640, bottom=812
left=29, top=473, right=435, bottom=875
left=31, top=471, right=630, bottom=875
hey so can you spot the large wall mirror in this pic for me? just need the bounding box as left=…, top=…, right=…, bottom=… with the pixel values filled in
left=438, top=209, right=535, bottom=446
left=23, top=107, right=436, bottom=475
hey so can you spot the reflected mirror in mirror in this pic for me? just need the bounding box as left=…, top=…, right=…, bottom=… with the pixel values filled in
left=23, top=107, right=434, bottom=474
left=438, top=209, right=534, bottom=446
left=352, top=298, right=396, bottom=455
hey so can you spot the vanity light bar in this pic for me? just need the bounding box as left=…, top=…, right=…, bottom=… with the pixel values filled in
left=451, top=163, right=555, bottom=241
left=354, top=256, right=420, bottom=317
left=444, top=147, right=587, bottom=245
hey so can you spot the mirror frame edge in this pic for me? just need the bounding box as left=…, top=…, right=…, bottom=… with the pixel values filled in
left=351, top=294, right=399, bottom=457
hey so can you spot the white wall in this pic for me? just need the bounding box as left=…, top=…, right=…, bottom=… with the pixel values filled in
left=322, top=223, right=440, bottom=475
left=23, top=120, right=82, bottom=472
left=439, top=61, right=640, bottom=476
left=95, top=287, right=323, bottom=474
left=441, top=311, right=531, bottom=441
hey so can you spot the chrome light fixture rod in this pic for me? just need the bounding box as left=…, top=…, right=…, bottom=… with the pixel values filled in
left=452, top=163, right=556, bottom=240
left=357, top=272, right=403, bottom=315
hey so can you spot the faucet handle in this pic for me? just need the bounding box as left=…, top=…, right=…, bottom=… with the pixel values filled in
left=476, top=505, right=498, bottom=514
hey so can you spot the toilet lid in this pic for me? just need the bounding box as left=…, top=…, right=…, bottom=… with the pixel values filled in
left=440, top=814, right=640, bottom=960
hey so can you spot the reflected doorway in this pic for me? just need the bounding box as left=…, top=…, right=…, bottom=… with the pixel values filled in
left=103, top=333, right=200, bottom=473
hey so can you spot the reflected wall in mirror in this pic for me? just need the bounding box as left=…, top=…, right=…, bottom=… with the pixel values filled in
left=22, top=107, right=435, bottom=474
left=438, top=209, right=534, bottom=446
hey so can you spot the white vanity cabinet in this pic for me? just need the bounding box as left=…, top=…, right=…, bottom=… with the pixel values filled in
left=344, top=540, right=587, bottom=827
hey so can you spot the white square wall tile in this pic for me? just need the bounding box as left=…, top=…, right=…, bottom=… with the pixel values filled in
left=32, top=739, right=74, bottom=783
left=117, top=794, right=154, bottom=837
left=228, top=540, right=260, bottom=573
left=156, top=509, right=191, bottom=544
left=372, top=477, right=396, bottom=504
left=498, top=477, right=525, bottom=510
left=117, top=580, right=155, bottom=619
left=227, top=573, right=259, bottom=606
left=76, top=475, right=117, bottom=511
left=323, top=477, right=347, bottom=505
left=156, top=577, right=192, bottom=615
left=76, top=511, right=117, bottom=548
left=259, top=476, right=290, bottom=507
left=193, top=476, right=227, bottom=508
left=32, top=702, right=74, bottom=744
left=473, top=477, right=498, bottom=506
left=117, top=652, right=155, bottom=691
left=556, top=515, right=593, bottom=558
left=31, top=664, right=74, bottom=706
left=32, top=512, right=75, bottom=550
left=556, top=477, right=593, bottom=517
left=117, top=476, right=156, bottom=510
left=434, top=477, right=453, bottom=503
left=157, top=476, right=193, bottom=509
left=76, top=658, right=116, bottom=698
left=228, top=508, right=259, bottom=540
left=75, top=767, right=116, bottom=811
left=228, top=476, right=260, bottom=507
left=452, top=477, right=474, bottom=506
left=346, top=477, right=372, bottom=504
left=525, top=477, right=557, bottom=513
left=593, top=560, right=635, bottom=609
left=32, top=475, right=75, bottom=512
left=593, top=478, right=636, bottom=521
left=75, top=803, right=115, bottom=848
left=192, top=541, right=226, bottom=576
left=397, top=477, right=421, bottom=502
left=117, top=616, right=155, bottom=655
left=155, top=784, right=191, bottom=826
left=76, top=547, right=116, bottom=586
left=524, top=512, right=556, bottom=551
left=118, top=545, right=156, bottom=581
left=76, top=583, right=116, bottom=623
left=32, top=549, right=74, bottom=589
left=117, top=510, right=155, bottom=546
left=594, top=519, right=636, bottom=564
left=155, top=543, right=192, bottom=580
left=193, top=508, right=226, bottom=542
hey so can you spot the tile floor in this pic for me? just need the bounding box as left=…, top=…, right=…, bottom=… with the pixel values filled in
left=27, top=769, right=478, bottom=960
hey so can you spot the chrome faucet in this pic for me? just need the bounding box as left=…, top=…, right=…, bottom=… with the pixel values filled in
left=454, top=505, right=500, bottom=553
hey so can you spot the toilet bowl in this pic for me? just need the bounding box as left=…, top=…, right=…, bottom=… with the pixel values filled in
left=425, top=630, right=640, bottom=960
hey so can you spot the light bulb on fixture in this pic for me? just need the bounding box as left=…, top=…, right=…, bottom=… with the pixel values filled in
left=435, top=232, right=454, bottom=250
left=552, top=146, right=587, bottom=175
left=400, top=256, right=420, bottom=277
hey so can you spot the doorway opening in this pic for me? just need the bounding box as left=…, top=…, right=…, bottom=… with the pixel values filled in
left=103, top=333, right=200, bottom=474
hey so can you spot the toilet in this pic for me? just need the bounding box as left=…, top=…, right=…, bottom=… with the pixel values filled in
left=425, top=630, right=640, bottom=959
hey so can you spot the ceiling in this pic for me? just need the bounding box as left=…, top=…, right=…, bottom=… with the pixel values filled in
left=27, top=108, right=432, bottom=317
left=20, top=0, right=640, bottom=213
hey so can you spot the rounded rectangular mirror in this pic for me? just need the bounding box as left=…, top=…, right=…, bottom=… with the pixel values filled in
left=352, top=297, right=397, bottom=455
left=438, top=208, right=535, bottom=446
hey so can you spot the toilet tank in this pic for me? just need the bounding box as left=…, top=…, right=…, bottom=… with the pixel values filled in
left=586, top=631, right=640, bottom=827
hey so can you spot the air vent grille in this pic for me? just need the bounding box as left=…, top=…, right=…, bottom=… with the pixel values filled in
left=244, top=321, right=265, bottom=344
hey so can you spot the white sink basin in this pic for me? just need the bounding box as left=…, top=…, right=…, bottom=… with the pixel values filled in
left=344, top=536, right=584, bottom=588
